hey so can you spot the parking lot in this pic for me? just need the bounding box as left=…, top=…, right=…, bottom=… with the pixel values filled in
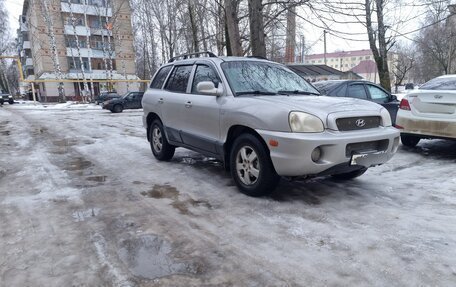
left=1, top=104, right=456, bottom=286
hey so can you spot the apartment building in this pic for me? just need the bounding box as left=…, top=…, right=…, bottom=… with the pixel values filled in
left=18, top=0, right=138, bottom=101
left=304, top=49, right=397, bottom=84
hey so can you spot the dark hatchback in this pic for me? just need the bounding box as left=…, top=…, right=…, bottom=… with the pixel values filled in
left=314, top=80, right=399, bottom=124
left=103, top=91, right=144, bottom=113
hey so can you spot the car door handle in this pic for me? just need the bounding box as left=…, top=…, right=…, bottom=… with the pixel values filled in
left=158, top=98, right=164, bottom=104
left=185, top=101, right=192, bottom=108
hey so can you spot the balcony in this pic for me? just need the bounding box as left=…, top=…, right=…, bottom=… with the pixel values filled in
left=61, top=2, right=112, bottom=17
left=20, top=22, right=28, bottom=32
left=23, top=41, right=31, bottom=49
left=64, top=25, right=91, bottom=36
left=66, top=47, right=115, bottom=58
left=90, top=28, right=111, bottom=36
left=25, top=58, right=33, bottom=66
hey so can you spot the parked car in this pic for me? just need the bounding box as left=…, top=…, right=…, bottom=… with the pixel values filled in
left=142, top=52, right=399, bottom=196
left=103, top=91, right=144, bottom=113
left=314, top=80, right=399, bottom=124
left=0, top=93, right=14, bottom=105
left=395, top=74, right=456, bottom=147
left=94, top=92, right=120, bottom=104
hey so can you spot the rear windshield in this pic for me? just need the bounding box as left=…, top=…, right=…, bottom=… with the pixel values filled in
left=420, top=77, right=456, bottom=90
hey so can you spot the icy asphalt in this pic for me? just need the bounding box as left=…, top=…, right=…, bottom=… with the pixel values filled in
left=0, top=103, right=455, bottom=286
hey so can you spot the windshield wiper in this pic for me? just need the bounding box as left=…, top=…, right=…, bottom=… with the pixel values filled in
left=277, top=90, right=320, bottom=96
left=236, top=90, right=277, bottom=96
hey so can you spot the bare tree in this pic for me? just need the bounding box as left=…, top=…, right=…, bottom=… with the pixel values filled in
left=38, top=0, right=66, bottom=102
left=392, top=44, right=415, bottom=92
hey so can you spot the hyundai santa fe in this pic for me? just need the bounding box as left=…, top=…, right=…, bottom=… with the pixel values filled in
left=142, top=52, right=400, bottom=196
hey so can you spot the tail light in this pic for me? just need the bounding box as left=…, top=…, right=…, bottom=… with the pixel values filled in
left=399, top=98, right=411, bottom=111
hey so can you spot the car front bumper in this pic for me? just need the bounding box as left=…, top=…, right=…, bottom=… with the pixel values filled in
left=256, top=127, right=400, bottom=177
left=396, top=111, right=456, bottom=139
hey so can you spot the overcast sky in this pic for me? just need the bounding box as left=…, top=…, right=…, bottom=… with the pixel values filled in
left=4, top=0, right=451, bottom=55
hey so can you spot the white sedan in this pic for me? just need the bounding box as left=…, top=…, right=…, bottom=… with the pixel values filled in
left=395, top=75, right=456, bottom=147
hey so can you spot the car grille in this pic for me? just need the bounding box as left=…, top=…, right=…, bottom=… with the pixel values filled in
left=336, top=116, right=381, bottom=131
left=346, top=139, right=389, bottom=157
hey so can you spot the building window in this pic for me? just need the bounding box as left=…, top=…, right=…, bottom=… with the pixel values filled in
left=68, top=58, right=90, bottom=70
left=365, top=56, right=370, bottom=59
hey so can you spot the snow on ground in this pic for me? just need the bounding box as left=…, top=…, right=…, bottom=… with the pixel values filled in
left=0, top=104, right=455, bottom=286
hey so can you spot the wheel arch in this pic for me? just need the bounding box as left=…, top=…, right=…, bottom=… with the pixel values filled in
left=223, top=125, right=270, bottom=170
left=146, top=112, right=162, bottom=142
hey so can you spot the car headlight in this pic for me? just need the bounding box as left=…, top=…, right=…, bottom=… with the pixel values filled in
left=289, top=111, right=324, bottom=133
left=380, top=108, right=392, bottom=127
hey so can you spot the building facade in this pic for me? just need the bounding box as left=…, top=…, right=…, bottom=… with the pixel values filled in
left=304, top=49, right=397, bottom=85
left=17, top=0, right=138, bottom=101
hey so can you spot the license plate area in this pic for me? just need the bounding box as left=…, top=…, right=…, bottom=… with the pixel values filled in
left=350, top=151, right=388, bottom=166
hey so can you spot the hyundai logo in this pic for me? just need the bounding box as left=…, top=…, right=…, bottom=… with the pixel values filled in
left=434, top=95, right=443, bottom=99
left=355, top=119, right=366, bottom=127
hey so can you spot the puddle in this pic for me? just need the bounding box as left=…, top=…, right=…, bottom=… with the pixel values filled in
left=53, top=139, right=78, bottom=147
left=118, top=234, right=191, bottom=279
left=72, top=208, right=100, bottom=222
left=141, top=184, right=179, bottom=200
left=171, top=199, right=212, bottom=215
left=32, top=127, right=47, bottom=135
left=64, top=157, right=93, bottom=171
left=1, top=130, right=10, bottom=136
left=86, top=175, right=107, bottom=182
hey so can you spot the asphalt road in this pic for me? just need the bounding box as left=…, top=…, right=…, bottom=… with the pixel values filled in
left=1, top=105, right=455, bottom=286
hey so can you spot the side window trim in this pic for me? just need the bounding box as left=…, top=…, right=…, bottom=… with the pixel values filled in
left=190, top=64, right=222, bottom=95
left=186, top=64, right=197, bottom=93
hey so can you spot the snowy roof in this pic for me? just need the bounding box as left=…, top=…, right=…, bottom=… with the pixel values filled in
left=306, top=49, right=372, bottom=60
left=350, top=60, right=378, bottom=74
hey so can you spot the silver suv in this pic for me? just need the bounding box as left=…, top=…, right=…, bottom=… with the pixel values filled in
left=142, top=52, right=400, bottom=196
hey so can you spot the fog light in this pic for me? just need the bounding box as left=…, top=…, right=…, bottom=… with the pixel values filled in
left=311, top=147, right=322, bottom=162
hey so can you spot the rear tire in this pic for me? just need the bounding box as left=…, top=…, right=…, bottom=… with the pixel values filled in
left=8, top=99, right=14, bottom=104
left=332, top=168, right=367, bottom=180
left=401, top=134, right=420, bottom=147
left=230, top=133, right=279, bottom=197
left=149, top=120, right=175, bottom=161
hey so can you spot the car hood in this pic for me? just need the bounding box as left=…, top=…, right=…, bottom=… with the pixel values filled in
left=253, top=95, right=383, bottom=117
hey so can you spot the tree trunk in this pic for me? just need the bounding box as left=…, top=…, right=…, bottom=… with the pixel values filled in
left=365, top=0, right=391, bottom=91
left=285, top=6, right=296, bottom=63
left=40, top=0, right=66, bottom=102
left=225, top=0, right=242, bottom=56
left=248, top=0, right=266, bottom=58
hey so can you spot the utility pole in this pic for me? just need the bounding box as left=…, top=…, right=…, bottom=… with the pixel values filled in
left=323, top=30, right=327, bottom=65
left=301, top=34, right=305, bottom=63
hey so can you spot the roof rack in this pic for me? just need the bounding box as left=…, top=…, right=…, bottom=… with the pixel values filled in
left=168, top=51, right=218, bottom=63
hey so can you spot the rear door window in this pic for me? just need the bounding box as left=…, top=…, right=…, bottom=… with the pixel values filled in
left=165, top=65, right=193, bottom=93
left=150, top=66, right=172, bottom=89
left=347, top=84, right=368, bottom=99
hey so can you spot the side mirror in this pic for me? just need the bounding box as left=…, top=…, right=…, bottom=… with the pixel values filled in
left=196, top=81, right=223, bottom=96
left=390, top=94, right=398, bottom=101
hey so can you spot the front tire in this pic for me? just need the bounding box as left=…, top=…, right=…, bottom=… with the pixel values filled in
left=332, top=168, right=367, bottom=180
left=230, top=134, right=279, bottom=197
left=113, top=104, right=123, bottom=113
left=149, top=120, right=175, bottom=161
left=401, top=134, right=420, bottom=147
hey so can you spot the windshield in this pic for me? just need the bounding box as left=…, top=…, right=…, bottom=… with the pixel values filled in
left=221, top=61, right=320, bottom=96
left=420, top=77, right=456, bottom=90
